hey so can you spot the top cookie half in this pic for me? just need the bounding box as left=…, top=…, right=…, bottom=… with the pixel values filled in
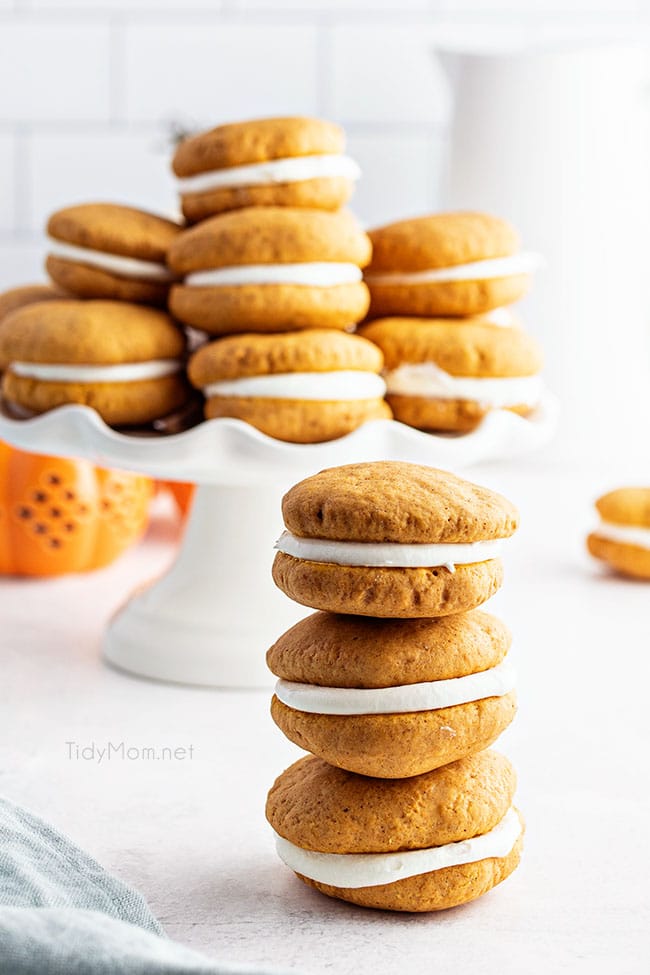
left=281, top=461, right=518, bottom=544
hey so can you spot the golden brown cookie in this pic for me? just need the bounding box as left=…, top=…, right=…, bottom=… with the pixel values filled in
left=203, top=397, right=389, bottom=442
left=0, top=284, right=70, bottom=370
left=359, top=317, right=543, bottom=432
left=168, top=207, right=371, bottom=334
left=280, top=461, right=518, bottom=543
left=172, top=116, right=360, bottom=222
left=587, top=487, right=650, bottom=579
left=272, top=556, right=503, bottom=618
left=268, top=610, right=516, bottom=777
left=0, top=299, right=189, bottom=426
left=272, top=462, right=518, bottom=617
left=266, top=751, right=523, bottom=912
left=0, top=283, right=69, bottom=322
left=46, top=203, right=182, bottom=306
left=595, top=487, right=650, bottom=526
left=188, top=330, right=390, bottom=442
left=365, top=212, right=539, bottom=318
left=267, top=609, right=510, bottom=686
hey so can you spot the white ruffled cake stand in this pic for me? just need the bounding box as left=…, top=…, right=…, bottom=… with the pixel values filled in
left=0, top=395, right=557, bottom=687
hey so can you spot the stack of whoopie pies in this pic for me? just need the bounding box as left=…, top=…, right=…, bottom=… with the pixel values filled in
left=0, top=202, right=194, bottom=427
left=359, top=212, right=545, bottom=433
left=0, top=113, right=547, bottom=444
left=266, top=460, right=524, bottom=912
left=0, top=115, right=387, bottom=440
left=174, top=116, right=392, bottom=443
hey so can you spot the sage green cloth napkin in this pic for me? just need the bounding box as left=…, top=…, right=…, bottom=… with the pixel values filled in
left=0, top=796, right=279, bottom=975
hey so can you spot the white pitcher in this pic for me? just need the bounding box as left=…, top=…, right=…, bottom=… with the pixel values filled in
left=437, top=45, right=650, bottom=460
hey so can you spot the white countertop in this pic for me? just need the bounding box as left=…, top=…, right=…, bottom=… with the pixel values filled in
left=1, top=460, right=649, bottom=975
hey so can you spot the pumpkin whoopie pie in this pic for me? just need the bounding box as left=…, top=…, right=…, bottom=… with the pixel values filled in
left=187, top=329, right=390, bottom=443
left=272, top=461, right=518, bottom=618
left=587, top=487, right=650, bottom=580
left=46, top=203, right=182, bottom=306
left=167, top=207, right=371, bottom=335
left=173, top=115, right=361, bottom=223
left=359, top=317, right=543, bottom=432
left=365, top=212, right=541, bottom=318
left=268, top=609, right=516, bottom=777
left=0, top=300, right=188, bottom=426
left=266, top=749, right=523, bottom=912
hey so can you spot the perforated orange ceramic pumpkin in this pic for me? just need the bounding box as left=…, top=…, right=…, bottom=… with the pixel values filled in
left=0, top=440, right=153, bottom=576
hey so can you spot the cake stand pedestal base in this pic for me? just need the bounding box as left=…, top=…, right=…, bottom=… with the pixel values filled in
left=103, top=482, right=304, bottom=687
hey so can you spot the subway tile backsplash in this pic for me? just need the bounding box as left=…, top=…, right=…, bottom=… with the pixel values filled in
left=0, top=0, right=642, bottom=287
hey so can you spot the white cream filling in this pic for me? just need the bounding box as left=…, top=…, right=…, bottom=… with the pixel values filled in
left=483, top=307, right=517, bottom=328
left=365, top=252, right=543, bottom=285
left=48, top=239, right=174, bottom=282
left=184, top=262, right=362, bottom=288
left=275, top=659, right=515, bottom=716
left=274, top=806, right=521, bottom=889
left=592, top=519, right=650, bottom=551
left=177, top=153, right=361, bottom=195
left=10, top=359, right=182, bottom=383
left=385, top=363, right=542, bottom=408
left=203, top=370, right=385, bottom=402
left=274, top=530, right=504, bottom=571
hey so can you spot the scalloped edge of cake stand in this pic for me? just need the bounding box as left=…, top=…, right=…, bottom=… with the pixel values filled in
left=0, top=389, right=559, bottom=484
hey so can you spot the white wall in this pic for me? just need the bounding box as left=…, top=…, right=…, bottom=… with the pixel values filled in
left=0, top=0, right=642, bottom=288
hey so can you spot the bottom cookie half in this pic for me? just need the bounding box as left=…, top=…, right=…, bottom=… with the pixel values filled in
left=46, top=256, right=169, bottom=307
left=367, top=275, right=529, bottom=319
left=205, top=395, right=391, bottom=443
left=272, top=553, right=504, bottom=618
left=297, top=817, right=524, bottom=913
left=180, top=176, right=352, bottom=223
left=587, top=534, right=650, bottom=580
left=3, top=372, right=190, bottom=427
left=389, top=394, right=533, bottom=433
left=170, top=282, right=370, bottom=334
left=270, top=692, right=517, bottom=778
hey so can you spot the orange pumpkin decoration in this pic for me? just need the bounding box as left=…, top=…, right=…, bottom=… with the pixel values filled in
left=0, top=440, right=153, bottom=576
left=166, top=481, right=195, bottom=517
